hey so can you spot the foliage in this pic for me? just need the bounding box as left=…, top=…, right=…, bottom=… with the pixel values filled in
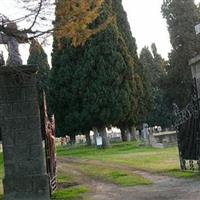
left=27, top=39, right=50, bottom=134
left=139, top=45, right=171, bottom=127
left=27, top=39, right=50, bottom=94
left=0, top=0, right=111, bottom=47
left=50, top=0, right=141, bottom=142
left=112, top=0, right=152, bottom=127
left=162, top=0, right=200, bottom=109
left=55, top=0, right=114, bottom=47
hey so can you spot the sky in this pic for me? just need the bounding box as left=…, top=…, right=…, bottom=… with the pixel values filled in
left=122, top=0, right=172, bottom=59
left=0, top=0, right=200, bottom=63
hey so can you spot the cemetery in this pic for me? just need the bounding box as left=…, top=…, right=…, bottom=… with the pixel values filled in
left=1, top=0, right=200, bottom=199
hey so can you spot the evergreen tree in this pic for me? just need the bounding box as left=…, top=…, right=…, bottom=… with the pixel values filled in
left=162, top=0, right=200, bottom=108
left=27, top=39, right=50, bottom=135
left=139, top=47, right=155, bottom=87
left=50, top=42, right=87, bottom=141
left=28, top=40, right=50, bottom=95
left=112, top=0, right=152, bottom=140
left=50, top=0, right=140, bottom=146
left=139, top=45, right=171, bottom=127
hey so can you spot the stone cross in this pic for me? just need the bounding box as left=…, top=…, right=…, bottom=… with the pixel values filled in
left=0, top=22, right=27, bottom=66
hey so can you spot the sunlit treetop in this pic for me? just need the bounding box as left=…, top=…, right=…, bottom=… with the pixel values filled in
left=55, top=0, right=114, bottom=47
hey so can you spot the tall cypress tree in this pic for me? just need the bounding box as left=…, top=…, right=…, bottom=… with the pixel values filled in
left=27, top=39, right=50, bottom=135
left=140, top=45, right=171, bottom=127
left=162, top=0, right=200, bottom=108
left=50, top=0, right=140, bottom=146
left=27, top=40, right=50, bottom=96
left=111, top=0, right=151, bottom=140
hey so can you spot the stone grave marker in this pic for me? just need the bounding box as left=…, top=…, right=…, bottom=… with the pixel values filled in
left=0, top=66, right=50, bottom=200
left=0, top=22, right=50, bottom=199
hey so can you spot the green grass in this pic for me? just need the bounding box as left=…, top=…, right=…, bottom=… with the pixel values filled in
left=57, top=142, right=179, bottom=172
left=52, top=186, right=89, bottom=200
left=166, top=169, right=200, bottom=178
left=57, top=175, right=76, bottom=185
left=76, top=163, right=151, bottom=186
left=57, top=142, right=200, bottom=178
left=57, top=142, right=155, bottom=158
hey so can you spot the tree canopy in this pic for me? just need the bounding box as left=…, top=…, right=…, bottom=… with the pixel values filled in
left=50, top=0, right=148, bottom=145
left=162, top=0, right=200, bottom=108
left=0, top=0, right=111, bottom=45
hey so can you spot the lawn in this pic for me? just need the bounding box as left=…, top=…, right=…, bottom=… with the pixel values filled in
left=57, top=142, right=200, bottom=178
left=0, top=141, right=199, bottom=200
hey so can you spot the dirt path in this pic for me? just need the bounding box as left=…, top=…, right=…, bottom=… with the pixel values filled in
left=57, top=157, right=200, bottom=200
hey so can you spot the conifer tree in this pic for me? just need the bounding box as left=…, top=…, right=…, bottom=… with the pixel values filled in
left=111, top=0, right=151, bottom=141
left=50, top=0, right=141, bottom=146
left=162, top=0, right=200, bottom=108
left=27, top=39, right=50, bottom=135
left=139, top=45, right=171, bottom=127
left=28, top=40, right=50, bottom=95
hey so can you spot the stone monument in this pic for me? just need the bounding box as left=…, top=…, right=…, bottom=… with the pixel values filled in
left=0, top=22, right=26, bottom=66
left=0, top=22, right=50, bottom=199
left=142, top=123, right=150, bottom=145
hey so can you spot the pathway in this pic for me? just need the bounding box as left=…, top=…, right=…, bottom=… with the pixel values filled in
left=57, top=157, right=200, bottom=200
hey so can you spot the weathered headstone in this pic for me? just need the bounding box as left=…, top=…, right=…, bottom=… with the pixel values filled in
left=142, top=123, right=150, bottom=145
left=0, top=65, right=50, bottom=199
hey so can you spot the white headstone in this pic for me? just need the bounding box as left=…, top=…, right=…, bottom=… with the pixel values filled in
left=195, top=24, right=200, bottom=35
left=96, top=136, right=102, bottom=146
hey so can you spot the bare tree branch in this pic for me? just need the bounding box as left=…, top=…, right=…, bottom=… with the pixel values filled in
left=0, top=0, right=55, bottom=41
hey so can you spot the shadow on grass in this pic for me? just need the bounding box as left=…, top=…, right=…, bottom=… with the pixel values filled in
left=165, top=169, right=200, bottom=179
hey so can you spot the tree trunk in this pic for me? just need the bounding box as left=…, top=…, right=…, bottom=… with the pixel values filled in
left=70, top=134, right=76, bottom=144
left=121, top=127, right=127, bottom=142
left=93, top=127, right=98, bottom=146
left=85, top=132, right=92, bottom=146
left=99, top=127, right=110, bottom=148
left=126, top=128, right=131, bottom=142
left=130, top=126, right=137, bottom=141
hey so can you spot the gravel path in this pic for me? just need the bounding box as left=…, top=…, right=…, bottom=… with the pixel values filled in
left=58, top=157, right=200, bottom=200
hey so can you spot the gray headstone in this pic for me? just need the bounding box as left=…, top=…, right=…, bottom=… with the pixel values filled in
left=0, top=65, right=50, bottom=200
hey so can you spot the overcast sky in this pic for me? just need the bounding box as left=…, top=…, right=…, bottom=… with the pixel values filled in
left=122, top=0, right=171, bottom=59
left=0, top=0, right=200, bottom=63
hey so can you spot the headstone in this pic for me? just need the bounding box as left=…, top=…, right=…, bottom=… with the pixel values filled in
left=96, top=136, right=103, bottom=147
left=195, top=23, right=200, bottom=35
left=0, top=65, right=50, bottom=200
left=142, top=123, right=150, bottom=145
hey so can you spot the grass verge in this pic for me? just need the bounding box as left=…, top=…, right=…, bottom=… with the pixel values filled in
left=57, top=142, right=200, bottom=179
left=52, top=186, right=89, bottom=200
left=76, top=163, right=151, bottom=186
